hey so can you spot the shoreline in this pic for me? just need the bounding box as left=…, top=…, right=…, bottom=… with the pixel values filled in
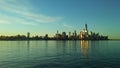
left=0, top=39, right=112, bottom=41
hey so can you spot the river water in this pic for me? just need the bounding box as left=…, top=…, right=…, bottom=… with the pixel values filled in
left=0, top=40, right=120, bottom=68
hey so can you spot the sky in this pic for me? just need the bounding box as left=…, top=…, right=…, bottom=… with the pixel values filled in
left=0, top=0, right=120, bottom=39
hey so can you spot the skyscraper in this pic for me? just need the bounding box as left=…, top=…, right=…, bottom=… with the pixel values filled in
left=62, top=32, right=66, bottom=38
left=57, top=30, right=59, bottom=34
left=85, top=24, right=88, bottom=31
left=85, top=24, right=88, bottom=34
left=69, top=32, right=71, bottom=38
left=74, top=30, right=77, bottom=37
left=27, top=32, right=30, bottom=40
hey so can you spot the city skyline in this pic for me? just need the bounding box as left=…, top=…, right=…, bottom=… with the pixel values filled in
left=0, top=0, right=120, bottom=39
left=0, top=24, right=108, bottom=40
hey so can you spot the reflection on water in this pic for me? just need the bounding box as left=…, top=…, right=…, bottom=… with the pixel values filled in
left=27, top=41, right=30, bottom=51
left=80, top=41, right=89, bottom=68
left=0, top=40, right=120, bottom=68
left=80, top=40, right=89, bottom=59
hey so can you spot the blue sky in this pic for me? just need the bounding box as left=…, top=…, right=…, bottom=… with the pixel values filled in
left=0, top=0, right=120, bottom=39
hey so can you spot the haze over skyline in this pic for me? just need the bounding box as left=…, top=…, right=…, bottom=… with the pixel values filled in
left=0, top=0, right=120, bottom=39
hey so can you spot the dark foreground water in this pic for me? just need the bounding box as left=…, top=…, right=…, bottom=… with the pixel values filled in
left=0, top=40, right=120, bottom=68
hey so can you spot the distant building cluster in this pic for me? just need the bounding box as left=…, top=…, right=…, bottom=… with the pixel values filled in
left=0, top=24, right=108, bottom=40
left=0, top=33, right=49, bottom=40
left=79, top=24, right=108, bottom=40
left=55, top=24, right=108, bottom=40
left=55, top=30, right=78, bottom=40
